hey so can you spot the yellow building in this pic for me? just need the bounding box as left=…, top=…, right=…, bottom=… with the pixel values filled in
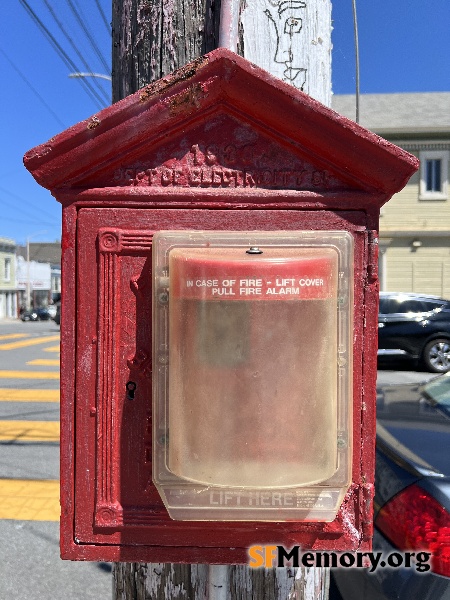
left=332, top=93, right=450, bottom=298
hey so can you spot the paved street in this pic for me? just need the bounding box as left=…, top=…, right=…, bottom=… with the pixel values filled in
left=0, top=320, right=111, bottom=600
left=376, top=357, right=438, bottom=386
left=0, top=319, right=440, bottom=599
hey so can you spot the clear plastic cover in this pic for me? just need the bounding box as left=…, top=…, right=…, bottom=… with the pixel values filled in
left=153, top=231, right=353, bottom=521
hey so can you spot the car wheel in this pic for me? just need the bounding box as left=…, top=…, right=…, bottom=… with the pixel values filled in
left=422, top=339, right=450, bottom=373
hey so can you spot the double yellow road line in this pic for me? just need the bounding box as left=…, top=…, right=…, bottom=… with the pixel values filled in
left=0, top=480, right=60, bottom=521
left=0, top=334, right=60, bottom=351
left=0, top=414, right=60, bottom=520
left=0, top=389, right=60, bottom=402
left=0, top=332, right=61, bottom=521
left=0, top=420, right=59, bottom=442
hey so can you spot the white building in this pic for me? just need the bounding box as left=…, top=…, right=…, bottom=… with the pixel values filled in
left=0, top=237, right=17, bottom=319
left=16, top=255, right=52, bottom=309
left=16, top=242, right=61, bottom=301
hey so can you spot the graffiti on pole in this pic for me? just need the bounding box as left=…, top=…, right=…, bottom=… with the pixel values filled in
left=263, top=1, right=307, bottom=90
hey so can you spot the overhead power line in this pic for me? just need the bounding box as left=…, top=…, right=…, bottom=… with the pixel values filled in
left=0, top=214, right=58, bottom=227
left=352, top=0, right=361, bottom=123
left=42, top=0, right=110, bottom=104
left=95, top=0, right=112, bottom=35
left=0, top=185, right=60, bottom=226
left=65, top=0, right=110, bottom=75
left=19, top=0, right=107, bottom=110
left=0, top=46, right=66, bottom=129
left=0, top=197, right=59, bottom=228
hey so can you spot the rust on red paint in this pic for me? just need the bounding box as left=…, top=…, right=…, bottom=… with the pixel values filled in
left=167, top=82, right=206, bottom=115
left=23, top=48, right=418, bottom=195
left=87, top=116, right=101, bottom=130
left=23, top=48, right=418, bottom=564
left=139, top=55, right=209, bottom=103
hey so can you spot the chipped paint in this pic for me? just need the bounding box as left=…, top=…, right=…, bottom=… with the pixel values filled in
left=139, top=56, right=209, bottom=103
left=87, top=116, right=101, bottom=129
left=26, top=144, right=52, bottom=160
left=167, top=83, right=205, bottom=115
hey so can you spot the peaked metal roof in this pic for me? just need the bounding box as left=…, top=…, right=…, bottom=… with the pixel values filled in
left=332, top=92, right=450, bottom=136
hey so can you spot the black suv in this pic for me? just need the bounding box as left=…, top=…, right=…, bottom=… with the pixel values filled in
left=378, top=292, right=450, bottom=373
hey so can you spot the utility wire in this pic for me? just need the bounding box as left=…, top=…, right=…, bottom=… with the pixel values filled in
left=65, top=0, right=110, bottom=75
left=0, top=197, right=58, bottom=228
left=0, top=46, right=66, bottom=129
left=0, top=186, right=60, bottom=225
left=0, top=214, right=58, bottom=227
left=351, top=0, right=360, bottom=123
left=19, top=0, right=106, bottom=110
left=95, top=0, right=111, bottom=34
left=42, top=0, right=109, bottom=104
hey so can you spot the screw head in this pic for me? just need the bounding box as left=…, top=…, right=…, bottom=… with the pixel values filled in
left=246, top=247, right=263, bottom=255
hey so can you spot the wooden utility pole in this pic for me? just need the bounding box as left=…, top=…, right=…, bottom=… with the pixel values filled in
left=112, top=1, right=332, bottom=598
left=112, top=0, right=221, bottom=103
left=112, top=0, right=331, bottom=106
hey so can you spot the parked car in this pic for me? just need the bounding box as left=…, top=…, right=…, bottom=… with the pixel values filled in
left=20, top=307, right=52, bottom=321
left=332, top=373, right=450, bottom=599
left=46, top=304, right=57, bottom=318
left=378, top=292, right=450, bottom=373
left=53, top=302, right=61, bottom=326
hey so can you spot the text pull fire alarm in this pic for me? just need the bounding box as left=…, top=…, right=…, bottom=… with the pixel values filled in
left=153, top=231, right=353, bottom=521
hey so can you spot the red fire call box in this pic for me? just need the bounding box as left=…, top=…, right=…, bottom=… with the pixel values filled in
left=23, top=48, right=418, bottom=563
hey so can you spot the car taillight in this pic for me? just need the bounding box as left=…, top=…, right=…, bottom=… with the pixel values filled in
left=375, top=483, right=450, bottom=577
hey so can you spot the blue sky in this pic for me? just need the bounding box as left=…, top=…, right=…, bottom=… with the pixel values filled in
left=1, top=0, right=449, bottom=245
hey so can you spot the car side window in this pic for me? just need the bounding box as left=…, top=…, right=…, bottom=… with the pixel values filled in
left=379, top=298, right=405, bottom=314
left=379, top=296, right=450, bottom=315
left=422, top=301, right=445, bottom=312
left=379, top=299, right=389, bottom=313
left=396, top=300, right=424, bottom=313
